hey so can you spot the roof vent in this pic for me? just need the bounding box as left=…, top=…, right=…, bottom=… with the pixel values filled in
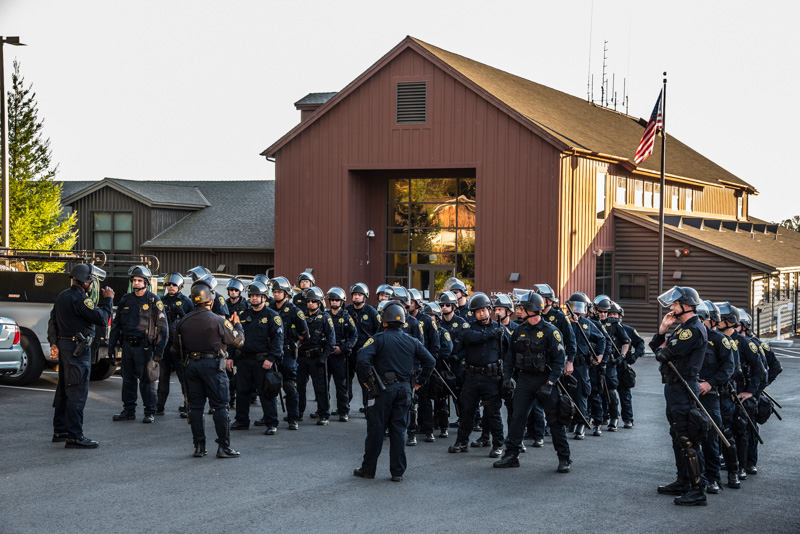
left=396, top=82, right=427, bottom=124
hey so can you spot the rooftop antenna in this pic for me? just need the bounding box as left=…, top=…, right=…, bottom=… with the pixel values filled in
left=591, top=74, right=594, bottom=104
left=612, top=73, right=617, bottom=111
left=626, top=0, right=632, bottom=115
left=623, top=77, right=628, bottom=114
left=586, top=0, right=594, bottom=102
left=601, top=40, right=608, bottom=107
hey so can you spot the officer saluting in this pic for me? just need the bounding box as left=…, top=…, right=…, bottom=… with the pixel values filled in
left=48, top=264, right=114, bottom=448
left=354, top=302, right=435, bottom=482
left=173, top=282, right=245, bottom=458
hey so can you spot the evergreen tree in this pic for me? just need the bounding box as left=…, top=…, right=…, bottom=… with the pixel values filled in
left=778, top=215, right=800, bottom=232
left=4, top=60, right=77, bottom=271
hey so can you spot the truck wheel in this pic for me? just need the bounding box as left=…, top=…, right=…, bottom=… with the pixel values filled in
left=0, top=334, right=46, bottom=386
left=90, top=359, right=117, bottom=381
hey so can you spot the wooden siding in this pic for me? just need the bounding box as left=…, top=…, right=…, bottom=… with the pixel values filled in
left=68, top=187, right=152, bottom=257
left=272, top=48, right=562, bottom=295
left=613, top=215, right=752, bottom=332
left=150, top=207, right=193, bottom=237
left=142, top=249, right=273, bottom=276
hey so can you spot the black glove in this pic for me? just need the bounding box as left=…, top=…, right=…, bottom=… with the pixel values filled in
left=501, top=378, right=516, bottom=401
left=494, top=326, right=506, bottom=339
left=537, top=382, right=553, bottom=403
left=624, top=354, right=635, bottom=365
left=655, top=350, right=669, bottom=363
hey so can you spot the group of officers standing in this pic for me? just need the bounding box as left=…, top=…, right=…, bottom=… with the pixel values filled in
left=48, top=265, right=783, bottom=499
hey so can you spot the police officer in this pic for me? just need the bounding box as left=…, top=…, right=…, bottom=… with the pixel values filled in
left=297, top=286, right=335, bottom=424
left=188, top=266, right=230, bottom=316
left=48, top=264, right=114, bottom=448
left=230, top=281, right=283, bottom=433
left=345, top=283, right=380, bottom=415
left=447, top=279, right=474, bottom=322
left=173, top=283, right=244, bottom=458
left=225, top=277, right=249, bottom=317
left=565, top=292, right=605, bottom=440
left=651, top=285, right=708, bottom=506
left=326, top=286, right=357, bottom=422
left=406, top=288, right=440, bottom=445
left=494, top=291, right=571, bottom=472
left=293, top=271, right=315, bottom=314
left=354, top=302, right=435, bottom=482
left=448, top=292, right=506, bottom=459
left=424, top=300, right=454, bottom=441
left=437, top=290, right=466, bottom=434
left=695, top=300, right=735, bottom=494
left=375, top=284, right=394, bottom=304
left=109, top=265, right=168, bottom=424
left=603, top=301, right=631, bottom=431
left=714, top=302, right=744, bottom=488
left=618, top=306, right=645, bottom=429
left=157, top=272, right=194, bottom=417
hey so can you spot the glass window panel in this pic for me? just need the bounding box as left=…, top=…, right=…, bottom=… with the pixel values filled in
left=114, top=213, right=133, bottom=231
left=386, top=253, right=409, bottom=278
left=616, top=177, right=627, bottom=205
left=686, top=189, right=693, bottom=212
left=596, top=173, right=606, bottom=219
left=94, top=212, right=112, bottom=231
left=644, top=182, right=653, bottom=208
left=94, top=232, right=112, bottom=249
left=654, top=183, right=661, bottom=208
left=410, top=178, right=457, bottom=202
left=633, top=274, right=648, bottom=284
left=457, top=254, right=475, bottom=280
left=457, top=200, right=476, bottom=228
left=634, top=180, right=644, bottom=207
left=457, top=229, right=475, bottom=253
left=114, top=233, right=132, bottom=250
left=387, top=228, right=409, bottom=252
left=409, top=204, right=435, bottom=227
left=410, top=228, right=454, bottom=252
left=388, top=179, right=409, bottom=203
left=458, top=179, right=476, bottom=201
left=387, top=203, right=408, bottom=226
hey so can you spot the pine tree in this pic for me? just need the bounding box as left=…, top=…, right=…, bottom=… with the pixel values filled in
left=4, top=60, right=77, bottom=271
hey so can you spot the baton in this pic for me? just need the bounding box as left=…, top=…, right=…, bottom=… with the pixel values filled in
left=763, top=390, right=782, bottom=409
left=432, top=367, right=459, bottom=402
left=666, top=361, right=731, bottom=448
left=730, top=387, right=765, bottom=445
left=556, top=377, right=592, bottom=428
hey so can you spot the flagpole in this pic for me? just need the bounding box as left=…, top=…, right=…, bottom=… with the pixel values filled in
left=658, top=72, right=667, bottom=328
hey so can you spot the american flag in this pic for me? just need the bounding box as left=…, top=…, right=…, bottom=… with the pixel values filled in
left=634, top=90, right=663, bottom=165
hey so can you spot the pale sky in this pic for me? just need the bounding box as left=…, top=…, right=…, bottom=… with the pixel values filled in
left=2, top=0, right=798, bottom=222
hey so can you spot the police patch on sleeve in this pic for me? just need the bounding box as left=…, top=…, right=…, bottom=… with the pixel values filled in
left=749, top=341, right=758, bottom=354
left=363, top=338, right=374, bottom=348
left=219, top=296, right=225, bottom=305
left=156, top=301, right=164, bottom=311
left=84, top=298, right=95, bottom=310
left=678, top=329, right=692, bottom=340
left=274, top=316, right=283, bottom=327
left=224, top=320, right=234, bottom=330
left=761, top=342, right=771, bottom=351
left=721, top=337, right=732, bottom=350
left=419, top=324, right=424, bottom=335
left=553, top=330, right=562, bottom=342
left=444, top=331, right=451, bottom=342
left=349, top=317, right=355, bottom=327
left=298, top=311, right=306, bottom=321
left=327, top=317, right=334, bottom=328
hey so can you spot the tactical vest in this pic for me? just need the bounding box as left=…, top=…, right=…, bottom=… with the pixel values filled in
left=515, top=334, right=548, bottom=373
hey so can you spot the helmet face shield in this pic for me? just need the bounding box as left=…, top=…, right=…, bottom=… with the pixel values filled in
left=569, top=301, right=588, bottom=315
left=89, top=264, right=107, bottom=282
left=657, top=286, right=684, bottom=308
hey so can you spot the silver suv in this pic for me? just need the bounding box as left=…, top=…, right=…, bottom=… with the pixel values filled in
left=0, top=316, right=24, bottom=375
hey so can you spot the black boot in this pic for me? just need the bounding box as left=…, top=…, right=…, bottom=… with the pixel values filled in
left=216, top=445, right=240, bottom=458
left=471, top=437, right=490, bottom=448
left=493, top=454, right=520, bottom=468
left=193, top=442, right=207, bottom=457
left=448, top=441, right=468, bottom=453
left=573, top=424, right=585, bottom=440
left=557, top=457, right=572, bottom=473
left=727, top=471, right=741, bottom=489
left=657, top=479, right=690, bottom=495
left=674, top=485, right=707, bottom=506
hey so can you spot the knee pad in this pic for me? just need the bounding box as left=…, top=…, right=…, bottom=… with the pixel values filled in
left=212, top=408, right=229, bottom=424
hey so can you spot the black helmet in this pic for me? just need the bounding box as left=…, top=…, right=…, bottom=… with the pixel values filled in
left=376, top=300, right=391, bottom=314
left=594, top=296, right=612, bottom=312
left=188, top=266, right=211, bottom=281
left=703, top=300, right=721, bottom=323
left=567, top=292, right=591, bottom=315
left=715, top=302, right=740, bottom=325
left=164, top=272, right=184, bottom=289
left=695, top=301, right=710, bottom=321
left=409, top=288, right=424, bottom=306
left=657, top=285, right=702, bottom=308
left=608, top=301, right=623, bottom=315
left=518, top=291, right=545, bottom=313
left=437, top=291, right=458, bottom=306
left=128, top=265, right=152, bottom=281
left=739, top=310, right=752, bottom=330
left=191, top=283, right=214, bottom=306
left=194, top=273, right=218, bottom=291
left=568, top=292, right=591, bottom=305
left=227, top=278, right=245, bottom=293
left=326, top=286, right=347, bottom=302
left=350, top=283, right=369, bottom=299
left=270, top=276, right=292, bottom=294
left=390, top=286, right=411, bottom=307
left=468, top=292, right=492, bottom=311
left=376, top=284, right=394, bottom=298
left=533, top=283, right=555, bottom=300
left=423, top=301, right=443, bottom=320
left=297, top=272, right=315, bottom=285
left=304, top=286, right=325, bottom=303
left=492, top=294, right=514, bottom=311
left=247, top=281, right=270, bottom=297
left=382, top=302, right=406, bottom=326
left=70, top=263, right=106, bottom=284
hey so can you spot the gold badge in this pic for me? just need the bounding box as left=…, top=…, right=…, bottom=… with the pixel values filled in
left=284, top=307, right=289, bottom=312
left=261, top=317, right=269, bottom=323
left=362, top=314, right=368, bottom=321
left=582, top=323, right=589, bottom=330
left=142, top=304, right=149, bottom=311
left=84, top=298, right=95, bottom=310
left=339, top=318, right=344, bottom=323
left=536, top=331, right=544, bottom=338
left=548, top=316, right=555, bottom=321
left=678, top=329, right=692, bottom=340
left=453, top=323, right=459, bottom=328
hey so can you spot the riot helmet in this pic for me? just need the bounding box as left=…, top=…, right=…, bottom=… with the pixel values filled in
left=297, top=271, right=315, bottom=285
left=715, top=302, right=740, bottom=326
left=468, top=292, right=493, bottom=311
left=304, top=286, right=325, bottom=303
left=70, top=263, right=106, bottom=284
left=437, top=291, right=458, bottom=306
left=247, top=281, right=270, bottom=297
left=350, top=283, right=369, bottom=299
left=695, top=301, right=711, bottom=321
left=492, top=294, right=514, bottom=311
left=382, top=302, right=406, bottom=326
left=326, top=286, right=347, bottom=303
left=567, top=292, right=591, bottom=315
left=533, top=283, right=555, bottom=300
left=191, top=283, right=214, bottom=306
left=270, top=276, right=292, bottom=294
left=376, top=284, right=394, bottom=298
left=188, top=266, right=211, bottom=281
left=390, top=286, right=411, bottom=307
left=408, top=288, right=424, bottom=307
left=657, top=285, right=702, bottom=308
left=518, top=291, right=545, bottom=313
left=423, top=301, right=443, bottom=320
left=703, top=300, right=721, bottom=323
left=164, top=272, right=184, bottom=289
left=227, top=277, right=246, bottom=293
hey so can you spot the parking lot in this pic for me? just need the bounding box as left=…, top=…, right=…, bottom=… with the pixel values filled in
left=2, top=352, right=800, bottom=533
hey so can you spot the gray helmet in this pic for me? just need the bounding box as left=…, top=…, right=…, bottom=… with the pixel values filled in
left=533, top=283, right=555, bottom=300
left=390, top=286, right=411, bottom=307
left=164, top=272, right=184, bottom=289
left=377, top=300, right=392, bottom=314
left=382, top=302, right=406, bottom=326
left=594, top=296, right=612, bottom=312
left=423, top=301, right=443, bottom=320
left=350, top=283, right=369, bottom=299
left=253, top=274, right=269, bottom=286
left=608, top=301, right=623, bottom=315
left=409, top=288, right=424, bottom=306
left=70, top=263, right=106, bottom=284
left=188, top=266, right=211, bottom=281
left=193, top=273, right=218, bottom=291
left=326, top=286, right=347, bottom=303
left=447, top=279, right=468, bottom=295
left=739, top=310, right=753, bottom=330
left=247, top=281, right=270, bottom=297
left=304, top=286, right=325, bottom=303
left=695, top=301, right=710, bottom=321
left=715, top=302, right=740, bottom=325
left=437, top=291, right=458, bottom=306
left=468, top=292, right=492, bottom=311
left=518, top=291, right=545, bottom=313
left=492, top=294, right=514, bottom=311
left=227, top=278, right=245, bottom=293
left=376, top=284, right=394, bottom=298
left=270, top=276, right=292, bottom=294
left=128, top=265, right=152, bottom=286
left=191, top=283, right=214, bottom=306
left=703, top=300, right=721, bottom=323
left=297, top=272, right=315, bottom=285
left=657, top=285, right=702, bottom=308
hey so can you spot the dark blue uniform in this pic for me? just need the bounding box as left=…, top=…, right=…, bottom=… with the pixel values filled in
left=731, top=330, right=766, bottom=472
left=698, top=325, right=734, bottom=486
left=410, top=311, right=442, bottom=437
left=618, top=324, right=644, bottom=425
left=649, top=315, right=707, bottom=487
left=503, top=319, right=568, bottom=460
left=432, top=324, right=455, bottom=433
left=48, top=285, right=114, bottom=440
left=599, top=318, right=630, bottom=423
left=356, top=327, right=435, bottom=478
left=345, top=302, right=380, bottom=411
left=157, top=291, right=193, bottom=414
left=234, top=305, right=284, bottom=427
left=202, top=291, right=230, bottom=317
left=108, top=290, right=169, bottom=417
left=328, top=307, right=357, bottom=417
left=270, top=298, right=308, bottom=426
left=224, top=296, right=249, bottom=406
left=298, top=310, right=335, bottom=420
left=570, top=316, right=605, bottom=425
left=173, top=308, right=244, bottom=448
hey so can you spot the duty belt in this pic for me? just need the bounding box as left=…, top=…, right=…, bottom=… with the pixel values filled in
left=302, top=349, right=322, bottom=358
left=465, top=362, right=500, bottom=376
left=239, top=352, right=268, bottom=361
left=125, top=337, right=146, bottom=347
left=58, top=336, right=79, bottom=341
left=188, top=352, right=220, bottom=360
left=380, top=374, right=404, bottom=386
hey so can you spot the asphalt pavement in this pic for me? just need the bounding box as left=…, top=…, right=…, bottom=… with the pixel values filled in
left=1, top=353, right=799, bottom=534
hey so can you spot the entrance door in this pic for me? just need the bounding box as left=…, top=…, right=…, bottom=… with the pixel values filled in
left=409, top=264, right=456, bottom=300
